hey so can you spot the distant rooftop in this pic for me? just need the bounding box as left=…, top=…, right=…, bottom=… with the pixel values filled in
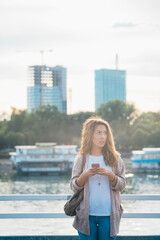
left=15, top=146, right=37, bottom=149
left=95, top=68, right=126, bottom=72
left=55, top=145, right=77, bottom=148
left=35, top=142, right=57, bottom=147
left=132, top=150, right=144, bottom=154
left=143, top=148, right=160, bottom=152
left=132, top=148, right=160, bottom=154
left=14, top=143, right=77, bottom=150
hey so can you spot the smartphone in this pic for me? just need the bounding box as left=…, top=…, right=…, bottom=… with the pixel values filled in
left=91, top=163, right=100, bottom=168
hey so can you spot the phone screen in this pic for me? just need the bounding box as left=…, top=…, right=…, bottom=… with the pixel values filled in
left=91, top=163, right=100, bottom=168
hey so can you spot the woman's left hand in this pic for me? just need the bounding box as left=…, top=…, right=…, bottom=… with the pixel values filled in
left=96, top=167, right=111, bottom=176
left=96, top=167, right=115, bottom=181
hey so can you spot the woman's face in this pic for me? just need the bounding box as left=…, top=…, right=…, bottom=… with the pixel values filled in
left=91, top=124, right=107, bottom=149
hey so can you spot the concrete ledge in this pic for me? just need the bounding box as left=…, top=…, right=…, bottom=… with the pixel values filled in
left=0, top=236, right=160, bottom=240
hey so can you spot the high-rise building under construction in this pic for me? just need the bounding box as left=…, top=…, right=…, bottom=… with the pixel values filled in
left=27, top=65, right=67, bottom=113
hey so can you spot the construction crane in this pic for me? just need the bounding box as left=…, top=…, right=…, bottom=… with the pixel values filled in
left=17, top=49, right=54, bottom=105
left=17, top=49, right=54, bottom=67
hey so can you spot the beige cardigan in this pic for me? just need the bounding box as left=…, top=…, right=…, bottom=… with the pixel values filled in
left=70, top=153, right=126, bottom=237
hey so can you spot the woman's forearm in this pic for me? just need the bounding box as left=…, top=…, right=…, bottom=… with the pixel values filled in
left=76, top=171, right=117, bottom=187
left=76, top=172, right=88, bottom=187
left=108, top=172, right=117, bottom=187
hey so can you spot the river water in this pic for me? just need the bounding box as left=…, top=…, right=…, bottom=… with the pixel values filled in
left=0, top=169, right=160, bottom=236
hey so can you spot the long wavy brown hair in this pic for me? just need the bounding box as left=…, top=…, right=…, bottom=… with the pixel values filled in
left=79, top=115, right=119, bottom=168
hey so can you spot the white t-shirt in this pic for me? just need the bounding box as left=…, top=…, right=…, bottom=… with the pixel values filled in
left=88, top=155, right=112, bottom=216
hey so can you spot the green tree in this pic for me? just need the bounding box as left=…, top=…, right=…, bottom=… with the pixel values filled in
left=96, top=100, right=137, bottom=152
left=96, top=100, right=136, bottom=123
left=0, top=104, right=160, bottom=152
left=130, top=111, right=160, bottom=149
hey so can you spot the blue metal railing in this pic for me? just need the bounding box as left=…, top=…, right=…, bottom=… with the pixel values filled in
left=0, top=194, right=160, bottom=240
left=0, top=194, right=160, bottom=219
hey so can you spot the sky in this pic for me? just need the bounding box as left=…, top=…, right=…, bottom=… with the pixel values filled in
left=0, top=0, right=160, bottom=116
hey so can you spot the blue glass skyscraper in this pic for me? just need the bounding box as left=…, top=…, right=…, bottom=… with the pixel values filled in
left=95, top=69, right=126, bottom=110
left=27, top=65, right=67, bottom=113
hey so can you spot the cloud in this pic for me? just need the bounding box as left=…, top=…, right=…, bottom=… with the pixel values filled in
left=112, top=22, right=137, bottom=29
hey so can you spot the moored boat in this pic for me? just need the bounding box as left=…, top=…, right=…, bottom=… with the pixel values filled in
left=9, top=142, right=78, bottom=175
left=130, top=148, right=160, bottom=172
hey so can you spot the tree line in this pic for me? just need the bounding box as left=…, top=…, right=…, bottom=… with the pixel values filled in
left=0, top=100, right=160, bottom=153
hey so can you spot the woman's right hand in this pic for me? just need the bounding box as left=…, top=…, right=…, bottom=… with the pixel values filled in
left=76, top=168, right=98, bottom=187
left=82, top=167, right=98, bottom=178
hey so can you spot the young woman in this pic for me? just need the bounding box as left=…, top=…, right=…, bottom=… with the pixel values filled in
left=70, top=116, right=126, bottom=240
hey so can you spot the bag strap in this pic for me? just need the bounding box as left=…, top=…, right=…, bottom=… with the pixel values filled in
left=82, top=153, right=86, bottom=171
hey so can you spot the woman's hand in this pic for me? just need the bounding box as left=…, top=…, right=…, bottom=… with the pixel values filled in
left=75, top=167, right=98, bottom=187
left=96, top=167, right=117, bottom=183
left=83, top=167, right=99, bottom=178
left=96, top=167, right=112, bottom=176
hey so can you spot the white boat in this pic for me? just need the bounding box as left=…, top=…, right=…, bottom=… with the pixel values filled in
left=9, top=142, right=78, bottom=175
left=130, top=148, right=160, bottom=172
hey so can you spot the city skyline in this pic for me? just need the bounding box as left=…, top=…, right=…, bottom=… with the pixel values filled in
left=0, top=0, right=160, bottom=116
